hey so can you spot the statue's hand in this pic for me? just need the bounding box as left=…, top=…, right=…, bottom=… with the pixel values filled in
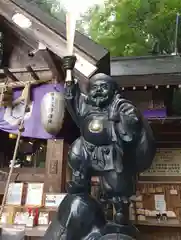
left=62, top=55, right=77, bottom=70
left=119, top=101, right=139, bottom=121
left=118, top=100, right=142, bottom=139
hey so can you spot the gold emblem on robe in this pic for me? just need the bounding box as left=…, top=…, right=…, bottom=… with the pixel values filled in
left=88, top=119, right=103, bottom=133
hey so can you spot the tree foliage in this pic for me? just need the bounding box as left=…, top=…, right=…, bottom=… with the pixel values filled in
left=78, top=0, right=181, bottom=56
left=27, top=0, right=181, bottom=56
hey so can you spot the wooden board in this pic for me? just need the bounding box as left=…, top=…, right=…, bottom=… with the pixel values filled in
left=6, top=183, right=23, bottom=205
left=140, top=148, right=181, bottom=181
left=136, top=182, right=181, bottom=222
left=137, top=224, right=181, bottom=240
left=25, top=183, right=44, bottom=206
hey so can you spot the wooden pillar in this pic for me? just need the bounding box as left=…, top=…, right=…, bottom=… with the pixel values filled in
left=44, top=139, right=69, bottom=193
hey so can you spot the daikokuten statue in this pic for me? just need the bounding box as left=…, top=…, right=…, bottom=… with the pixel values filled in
left=63, top=56, right=156, bottom=221
left=43, top=56, right=156, bottom=240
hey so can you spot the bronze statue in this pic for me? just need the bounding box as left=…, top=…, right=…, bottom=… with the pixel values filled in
left=43, top=56, right=156, bottom=240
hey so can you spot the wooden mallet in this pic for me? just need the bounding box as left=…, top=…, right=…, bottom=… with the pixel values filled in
left=65, top=12, right=77, bottom=82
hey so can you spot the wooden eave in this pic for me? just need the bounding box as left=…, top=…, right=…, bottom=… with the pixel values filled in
left=0, top=0, right=110, bottom=83
left=111, top=55, right=181, bottom=87
left=0, top=67, right=52, bottom=88
left=3, top=18, right=38, bottom=50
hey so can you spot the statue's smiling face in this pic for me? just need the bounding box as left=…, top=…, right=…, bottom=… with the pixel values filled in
left=88, top=80, right=114, bottom=107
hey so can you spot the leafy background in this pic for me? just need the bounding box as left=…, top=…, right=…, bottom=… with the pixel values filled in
left=26, top=0, right=181, bottom=56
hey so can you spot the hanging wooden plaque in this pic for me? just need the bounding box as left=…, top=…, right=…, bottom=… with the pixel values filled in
left=139, top=148, right=181, bottom=181
left=6, top=183, right=23, bottom=205
left=25, top=183, right=44, bottom=206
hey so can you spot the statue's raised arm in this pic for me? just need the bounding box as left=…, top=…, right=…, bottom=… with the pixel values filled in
left=62, top=56, right=85, bottom=127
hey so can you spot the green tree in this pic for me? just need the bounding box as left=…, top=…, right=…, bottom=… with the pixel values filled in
left=26, top=0, right=181, bottom=56
left=78, top=0, right=181, bottom=56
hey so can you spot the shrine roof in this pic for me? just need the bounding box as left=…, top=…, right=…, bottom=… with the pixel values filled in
left=111, top=55, right=181, bottom=87
left=0, top=0, right=110, bottom=82
left=111, top=55, right=181, bottom=76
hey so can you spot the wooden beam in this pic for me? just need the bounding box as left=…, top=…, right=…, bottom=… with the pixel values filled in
left=40, top=49, right=64, bottom=82
left=44, top=140, right=69, bottom=193
left=113, top=73, right=181, bottom=87
left=3, top=67, right=19, bottom=82
left=26, top=65, right=40, bottom=81
left=0, top=67, right=53, bottom=88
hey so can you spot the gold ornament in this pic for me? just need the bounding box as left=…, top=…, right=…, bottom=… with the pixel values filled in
left=9, top=133, right=17, bottom=139
left=88, top=120, right=103, bottom=133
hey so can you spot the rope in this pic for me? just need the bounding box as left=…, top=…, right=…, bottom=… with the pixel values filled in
left=0, top=82, right=30, bottom=217
left=0, top=87, right=4, bottom=106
